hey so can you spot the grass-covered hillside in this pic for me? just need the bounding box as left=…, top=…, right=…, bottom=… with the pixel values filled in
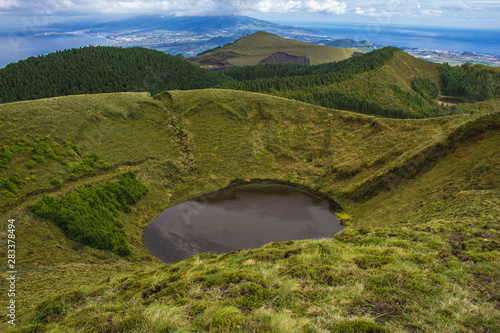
left=218, top=47, right=500, bottom=119
left=189, top=31, right=362, bottom=70
left=0, top=89, right=498, bottom=332
left=219, top=48, right=459, bottom=119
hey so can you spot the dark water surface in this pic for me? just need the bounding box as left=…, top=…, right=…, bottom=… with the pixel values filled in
left=144, top=183, right=343, bottom=263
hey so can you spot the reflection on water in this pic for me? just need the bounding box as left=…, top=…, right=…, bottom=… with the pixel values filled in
left=144, top=183, right=343, bottom=263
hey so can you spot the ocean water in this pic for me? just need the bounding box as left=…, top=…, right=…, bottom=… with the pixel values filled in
left=291, top=21, right=500, bottom=55
left=0, top=33, right=106, bottom=68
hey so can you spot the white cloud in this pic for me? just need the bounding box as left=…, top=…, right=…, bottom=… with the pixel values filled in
left=251, top=0, right=346, bottom=14
left=0, top=0, right=20, bottom=9
left=349, top=0, right=500, bottom=21
left=421, top=9, right=443, bottom=16
left=1, top=0, right=347, bottom=15
left=304, top=0, right=347, bottom=14
left=1, top=0, right=499, bottom=27
left=355, top=6, right=383, bottom=17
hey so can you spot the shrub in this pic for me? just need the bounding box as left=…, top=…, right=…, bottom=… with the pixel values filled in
left=0, top=173, right=25, bottom=194
left=32, top=154, right=46, bottom=164
left=0, top=145, right=13, bottom=169
left=66, top=153, right=108, bottom=173
left=26, top=160, right=37, bottom=169
left=50, top=178, right=63, bottom=188
left=33, top=142, right=53, bottom=155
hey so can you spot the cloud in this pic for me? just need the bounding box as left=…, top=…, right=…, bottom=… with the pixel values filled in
left=1, top=0, right=498, bottom=27
left=252, top=0, right=346, bottom=14
left=0, top=0, right=20, bottom=9
left=355, top=7, right=383, bottom=17
left=350, top=0, right=500, bottom=21
left=421, top=9, right=443, bottom=16
left=0, top=0, right=347, bottom=15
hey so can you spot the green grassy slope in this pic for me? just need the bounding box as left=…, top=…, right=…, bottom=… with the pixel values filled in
left=0, top=89, right=498, bottom=332
left=223, top=48, right=500, bottom=120
left=189, top=31, right=362, bottom=69
left=221, top=48, right=457, bottom=119
left=325, top=50, right=443, bottom=109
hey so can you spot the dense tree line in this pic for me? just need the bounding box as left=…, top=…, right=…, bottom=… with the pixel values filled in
left=412, top=77, right=439, bottom=102
left=389, top=84, right=441, bottom=118
left=288, top=88, right=419, bottom=118
left=31, top=171, right=148, bottom=256
left=0, top=46, right=233, bottom=103
left=225, top=63, right=308, bottom=81
left=221, top=47, right=401, bottom=91
left=440, top=63, right=500, bottom=101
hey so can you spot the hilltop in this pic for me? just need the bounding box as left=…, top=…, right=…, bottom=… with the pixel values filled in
left=189, top=31, right=363, bottom=70
left=0, top=88, right=498, bottom=332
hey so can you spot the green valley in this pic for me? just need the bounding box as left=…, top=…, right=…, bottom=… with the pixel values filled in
left=0, top=38, right=498, bottom=332
left=0, top=87, right=498, bottom=332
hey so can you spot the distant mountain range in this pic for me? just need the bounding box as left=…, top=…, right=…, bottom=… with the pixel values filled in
left=77, top=15, right=316, bottom=35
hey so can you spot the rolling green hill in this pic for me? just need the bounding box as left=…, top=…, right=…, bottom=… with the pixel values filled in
left=219, top=47, right=447, bottom=118
left=2, top=42, right=497, bottom=123
left=219, top=47, right=500, bottom=119
left=0, top=46, right=233, bottom=104
left=1, top=89, right=498, bottom=332
left=189, top=31, right=363, bottom=70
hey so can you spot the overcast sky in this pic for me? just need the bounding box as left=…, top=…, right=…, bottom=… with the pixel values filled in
left=0, top=0, right=499, bottom=29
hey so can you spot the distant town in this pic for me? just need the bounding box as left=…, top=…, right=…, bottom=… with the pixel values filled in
left=404, top=48, right=500, bottom=67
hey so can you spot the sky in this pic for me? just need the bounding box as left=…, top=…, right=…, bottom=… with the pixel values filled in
left=0, top=0, right=499, bottom=30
